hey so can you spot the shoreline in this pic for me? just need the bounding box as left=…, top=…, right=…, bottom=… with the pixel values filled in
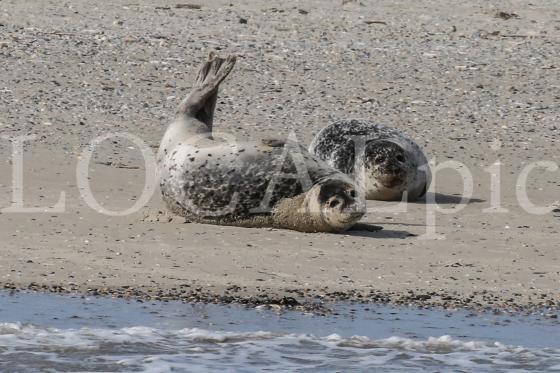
left=2, top=281, right=558, bottom=316
left=1, top=289, right=558, bottom=371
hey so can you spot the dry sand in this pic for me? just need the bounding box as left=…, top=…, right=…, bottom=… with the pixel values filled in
left=0, top=0, right=559, bottom=312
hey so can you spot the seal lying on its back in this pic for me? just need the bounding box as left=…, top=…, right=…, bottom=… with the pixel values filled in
left=157, top=54, right=366, bottom=232
left=308, top=119, right=431, bottom=201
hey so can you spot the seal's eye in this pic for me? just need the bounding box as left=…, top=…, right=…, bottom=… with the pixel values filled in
left=349, top=190, right=357, bottom=198
left=329, top=199, right=340, bottom=208
left=396, top=154, right=405, bottom=163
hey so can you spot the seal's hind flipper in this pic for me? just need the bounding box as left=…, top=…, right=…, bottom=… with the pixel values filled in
left=177, top=53, right=237, bottom=128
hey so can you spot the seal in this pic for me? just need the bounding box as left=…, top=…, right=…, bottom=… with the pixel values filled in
left=157, top=53, right=367, bottom=233
left=308, top=119, right=431, bottom=201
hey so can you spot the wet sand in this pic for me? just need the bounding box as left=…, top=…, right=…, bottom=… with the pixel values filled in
left=0, top=0, right=559, bottom=312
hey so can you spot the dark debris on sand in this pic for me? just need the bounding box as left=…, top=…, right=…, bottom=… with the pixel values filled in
left=2, top=282, right=558, bottom=317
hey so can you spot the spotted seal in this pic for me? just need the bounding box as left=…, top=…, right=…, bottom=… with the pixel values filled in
left=157, top=53, right=367, bottom=232
left=308, top=119, right=431, bottom=201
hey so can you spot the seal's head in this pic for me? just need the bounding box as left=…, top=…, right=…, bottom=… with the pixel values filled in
left=360, top=140, right=413, bottom=200
left=304, top=177, right=366, bottom=231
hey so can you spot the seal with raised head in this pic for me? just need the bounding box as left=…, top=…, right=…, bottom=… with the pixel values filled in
left=157, top=54, right=367, bottom=232
left=308, top=119, right=431, bottom=201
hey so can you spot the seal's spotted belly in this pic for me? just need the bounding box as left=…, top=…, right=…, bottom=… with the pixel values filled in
left=160, top=141, right=337, bottom=222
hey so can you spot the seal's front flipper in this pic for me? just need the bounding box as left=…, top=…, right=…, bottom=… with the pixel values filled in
left=346, top=223, right=383, bottom=232
left=417, top=182, right=428, bottom=199
left=177, top=52, right=237, bottom=128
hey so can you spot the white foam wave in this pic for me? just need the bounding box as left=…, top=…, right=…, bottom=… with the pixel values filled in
left=0, top=322, right=558, bottom=372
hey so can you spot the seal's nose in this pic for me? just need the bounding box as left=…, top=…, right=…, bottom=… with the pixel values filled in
left=328, top=197, right=342, bottom=209
left=386, top=158, right=407, bottom=175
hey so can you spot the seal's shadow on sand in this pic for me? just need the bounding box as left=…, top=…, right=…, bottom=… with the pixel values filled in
left=346, top=223, right=415, bottom=239
left=415, top=192, right=485, bottom=205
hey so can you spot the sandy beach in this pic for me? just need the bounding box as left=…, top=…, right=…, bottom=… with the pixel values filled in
left=1, top=0, right=559, bottom=312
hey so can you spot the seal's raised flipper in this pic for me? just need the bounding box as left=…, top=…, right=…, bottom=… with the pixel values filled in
left=177, top=52, right=237, bottom=128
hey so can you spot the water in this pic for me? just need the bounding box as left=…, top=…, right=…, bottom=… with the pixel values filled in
left=0, top=292, right=559, bottom=372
